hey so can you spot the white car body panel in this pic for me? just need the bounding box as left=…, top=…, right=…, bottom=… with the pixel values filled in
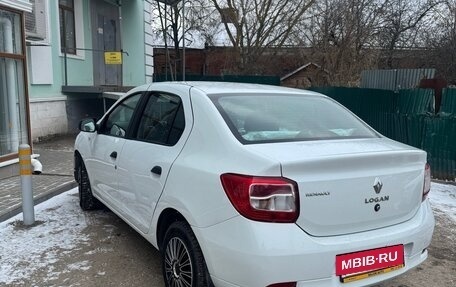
left=77, top=89, right=144, bottom=222
left=115, top=85, right=194, bottom=234
left=116, top=141, right=176, bottom=233
left=74, top=82, right=435, bottom=287
left=195, top=200, right=434, bottom=287
left=150, top=89, right=283, bottom=239
left=84, top=134, right=126, bottom=207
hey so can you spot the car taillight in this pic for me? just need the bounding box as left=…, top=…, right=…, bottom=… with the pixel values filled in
left=423, top=163, right=431, bottom=201
left=220, top=173, right=299, bottom=223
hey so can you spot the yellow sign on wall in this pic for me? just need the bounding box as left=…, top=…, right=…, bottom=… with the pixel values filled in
left=104, top=52, right=122, bottom=64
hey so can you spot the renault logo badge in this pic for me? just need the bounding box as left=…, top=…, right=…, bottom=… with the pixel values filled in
left=373, top=177, right=383, bottom=194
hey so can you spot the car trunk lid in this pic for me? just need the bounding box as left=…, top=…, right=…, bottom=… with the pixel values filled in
left=245, top=138, right=427, bottom=236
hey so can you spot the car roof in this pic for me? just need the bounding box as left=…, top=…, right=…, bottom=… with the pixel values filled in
left=149, top=81, right=325, bottom=98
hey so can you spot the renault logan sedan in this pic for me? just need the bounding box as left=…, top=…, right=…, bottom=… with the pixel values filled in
left=74, top=82, right=434, bottom=287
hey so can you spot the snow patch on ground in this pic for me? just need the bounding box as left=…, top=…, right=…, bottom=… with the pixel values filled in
left=67, top=260, right=91, bottom=271
left=0, top=188, right=90, bottom=285
left=429, top=182, right=456, bottom=222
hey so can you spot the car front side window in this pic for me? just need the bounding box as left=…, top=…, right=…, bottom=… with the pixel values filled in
left=101, top=93, right=142, bottom=138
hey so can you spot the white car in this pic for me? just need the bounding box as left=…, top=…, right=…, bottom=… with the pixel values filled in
left=74, top=82, right=434, bottom=287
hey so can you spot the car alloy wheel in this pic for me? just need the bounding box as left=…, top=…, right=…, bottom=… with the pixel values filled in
left=161, top=221, right=213, bottom=287
left=164, top=237, right=193, bottom=286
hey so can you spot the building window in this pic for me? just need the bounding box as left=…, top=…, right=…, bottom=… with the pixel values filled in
left=59, top=0, right=76, bottom=54
left=0, top=9, right=29, bottom=158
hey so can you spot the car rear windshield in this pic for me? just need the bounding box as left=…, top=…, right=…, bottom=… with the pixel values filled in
left=212, top=94, right=379, bottom=144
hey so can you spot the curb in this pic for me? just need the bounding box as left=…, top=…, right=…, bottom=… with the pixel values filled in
left=0, top=180, right=78, bottom=223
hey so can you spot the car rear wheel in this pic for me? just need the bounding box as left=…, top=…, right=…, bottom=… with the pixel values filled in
left=77, top=159, right=101, bottom=210
left=162, top=221, right=213, bottom=287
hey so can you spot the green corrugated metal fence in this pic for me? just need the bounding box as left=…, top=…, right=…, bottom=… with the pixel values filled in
left=309, top=87, right=456, bottom=180
left=153, top=74, right=281, bottom=85
left=422, top=117, right=456, bottom=180
left=440, top=88, right=456, bottom=116
left=397, top=89, right=434, bottom=115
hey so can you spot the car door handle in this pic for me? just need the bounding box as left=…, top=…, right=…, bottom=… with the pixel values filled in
left=151, top=166, right=162, bottom=175
left=110, top=151, right=117, bottom=159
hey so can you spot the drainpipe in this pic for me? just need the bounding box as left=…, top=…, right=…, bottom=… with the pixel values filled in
left=117, top=0, right=123, bottom=86
left=1, top=55, right=8, bottom=144
left=0, top=15, right=19, bottom=153
left=182, top=0, right=185, bottom=81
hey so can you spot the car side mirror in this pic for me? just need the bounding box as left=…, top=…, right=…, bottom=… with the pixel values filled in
left=79, top=118, right=97, bottom=133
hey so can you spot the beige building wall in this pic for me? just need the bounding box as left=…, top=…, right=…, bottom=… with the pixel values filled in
left=29, top=99, right=68, bottom=141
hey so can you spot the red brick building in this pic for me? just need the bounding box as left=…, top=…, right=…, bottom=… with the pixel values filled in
left=152, top=46, right=324, bottom=81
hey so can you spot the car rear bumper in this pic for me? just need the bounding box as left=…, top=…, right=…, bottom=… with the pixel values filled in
left=193, top=200, right=435, bottom=287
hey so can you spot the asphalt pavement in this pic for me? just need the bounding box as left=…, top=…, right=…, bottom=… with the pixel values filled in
left=0, top=134, right=77, bottom=222
left=0, top=135, right=455, bottom=286
left=1, top=187, right=455, bottom=287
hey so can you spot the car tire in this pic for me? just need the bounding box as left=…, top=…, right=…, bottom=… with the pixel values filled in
left=77, top=159, right=101, bottom=211
left=161, top=221, right=214, bottom=287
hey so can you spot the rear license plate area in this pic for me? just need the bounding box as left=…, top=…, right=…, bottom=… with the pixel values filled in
left=336, top=245, right=404, bottom=283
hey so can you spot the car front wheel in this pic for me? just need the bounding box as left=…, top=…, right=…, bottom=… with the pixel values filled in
left=162, top=221, right=213, bottom=287
left=77, top=158, right=100, bottom=210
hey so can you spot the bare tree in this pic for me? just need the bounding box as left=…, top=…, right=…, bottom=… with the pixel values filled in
left=152, top=0, right=218, bottom=78
left=298, top=0, right=443, bottom=85
left=423, top=0, right=456, bottom=83
left=209, top=0, right=316, bottom=74
left=299, top=0, right=388, bottom=85
left=379, top=0, right=442, bottom=68
left=153, top=1, right=181, bottom=78
left=150, top=0, right=448, bottom=84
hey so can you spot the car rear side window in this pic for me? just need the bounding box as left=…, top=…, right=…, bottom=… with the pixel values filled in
left=135, top=93, right=185, bottom=146
left=213, top=94, right=378, bottom=144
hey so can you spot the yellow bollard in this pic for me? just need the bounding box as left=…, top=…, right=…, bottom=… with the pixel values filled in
left=19, top=144, right=35, bottom=225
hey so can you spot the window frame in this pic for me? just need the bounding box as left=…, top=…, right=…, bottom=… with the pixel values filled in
left=58, top=0, right=76, bottom=55
left=57, top=0, right=84, bottom=59
left=130, top=92, right=186, bottom=147
left=0, top=6, right=31, bottom=162
left=98, top=92, right=145, bottom=139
